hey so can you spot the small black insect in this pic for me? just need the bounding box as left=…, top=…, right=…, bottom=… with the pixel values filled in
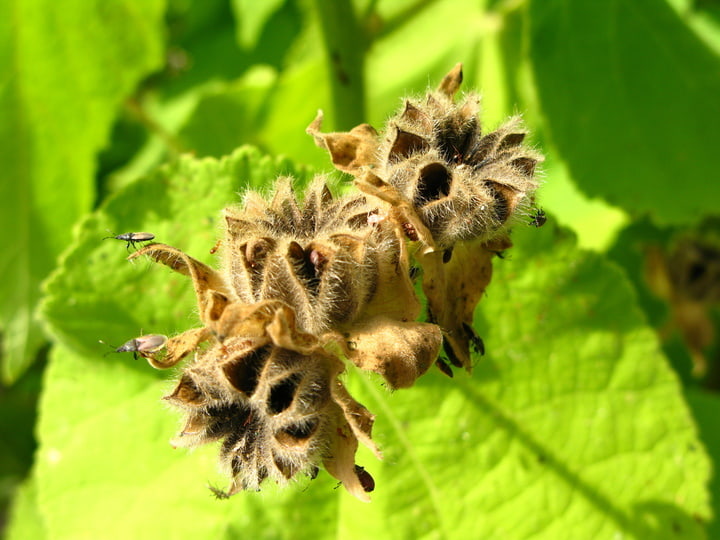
left=207, top=484, right=230, bottom=500
left=354, top=465, right=375, bottom=493
left=402, top=222, right=419, bottom=241
left=442, top=340, right=463, bottom=368
left=103, top=334, right=167, bottom=360
left=103, top=231, right=155, bottom=250
left=529, top=209, right=546, bottom=228
left=462, top=322, right=485, bottom=355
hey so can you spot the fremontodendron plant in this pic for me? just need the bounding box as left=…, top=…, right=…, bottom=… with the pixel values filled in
left=122, top=64, right=543, bottom=502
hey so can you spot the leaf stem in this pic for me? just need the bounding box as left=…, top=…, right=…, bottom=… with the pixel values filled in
left=313, top=0, right=367, bottom=129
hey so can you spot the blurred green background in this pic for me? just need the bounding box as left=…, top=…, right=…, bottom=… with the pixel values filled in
left=2, top=0, right=720, bottom=538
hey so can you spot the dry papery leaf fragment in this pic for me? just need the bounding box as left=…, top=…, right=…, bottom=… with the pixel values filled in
left=116, top=63, right=543, bottom=502
left=308, top=63, right=542, bottom=370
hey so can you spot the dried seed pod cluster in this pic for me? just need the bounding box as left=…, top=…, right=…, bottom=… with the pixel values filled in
left=120, top=64, right=542, bottom=502
left=308, top=63, right=543, bottom=371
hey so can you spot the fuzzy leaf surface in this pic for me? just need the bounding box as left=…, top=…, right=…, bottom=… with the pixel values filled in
left=342, top=224, right=710, bottom=538
left=29, top=149, right=710, bottom=538
left=40, top=147, right=312, bottom=355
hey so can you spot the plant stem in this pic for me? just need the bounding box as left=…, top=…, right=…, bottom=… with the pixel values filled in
left=313, top=0, right=367, bottom=129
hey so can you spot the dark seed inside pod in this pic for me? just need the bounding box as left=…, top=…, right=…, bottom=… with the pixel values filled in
left=276, top=419, right=319, bottom=446
left=268, top=374, right=302, bottom=415
left=389, top=128, right=429, bottom=161
left=414, top=163, right=451, bottom=205
left=222, top=345, right=273, bottom=397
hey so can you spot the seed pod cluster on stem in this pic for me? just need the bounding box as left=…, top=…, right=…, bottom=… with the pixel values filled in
left=122, top=64, right=542, bottom=501
left=308, top=63, right=543, bottom=371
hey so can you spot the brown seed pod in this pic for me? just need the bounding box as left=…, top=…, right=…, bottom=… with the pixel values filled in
left=309, top=63, right=543, bottom=250
left=221, top=177, right=413, bottom=334
left=164, top=334, right=380, bottom=500
left=307, top=65, right=542, bottom=372
left=129, top=236, right=386, bottom=500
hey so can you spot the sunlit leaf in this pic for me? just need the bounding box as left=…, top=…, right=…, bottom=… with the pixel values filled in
left=31, top=149, right=709, bottom=539
left=5, top=474, right=45, bottom=540
left=40, top=147, right=312, bottom=355
left=0, top=0, right=166, bottom=382
left=686, top=389, right=720, bottom=540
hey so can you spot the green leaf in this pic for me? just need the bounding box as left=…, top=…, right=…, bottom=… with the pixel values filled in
left=686, top=389, right=720, bottom=539
left=528, top=0, right=720, bottom=224
left=161, top=0, right=247, bottom=97
left=258, top=57, right=335, bottom=170
left=40, top=147, right=312, bottom=356
left=366, top=0, right=491, bottom=126
left=5, top=474, right=46, bottom=540
left=540, top=151, right=628, bottom=251
left=177, top=66, right=278, bottom=157
left=173, top=3, right=519, bottom=174
left=231, top=0, right=286, bottom=49
left=0, top=0, right=166, bottom=382
left=166, top=1, right=332, bottom=170
left=343, top=224, right=710, bottom=538
left=30, top=149, right=709, bottom=538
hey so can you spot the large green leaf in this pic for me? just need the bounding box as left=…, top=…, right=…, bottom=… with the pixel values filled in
left=177, top=66, right=279, bottom=158
left=40, top=147, right=312, bottom=355
left=0, top=355, right=44, bottom=523
left=27, top=149, right=709, bottom=538
left=528, top=0, right=720, bottom=224
left=686, top=389, right=720, bottom=540
left=0, top=0, right=166, bottom=382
